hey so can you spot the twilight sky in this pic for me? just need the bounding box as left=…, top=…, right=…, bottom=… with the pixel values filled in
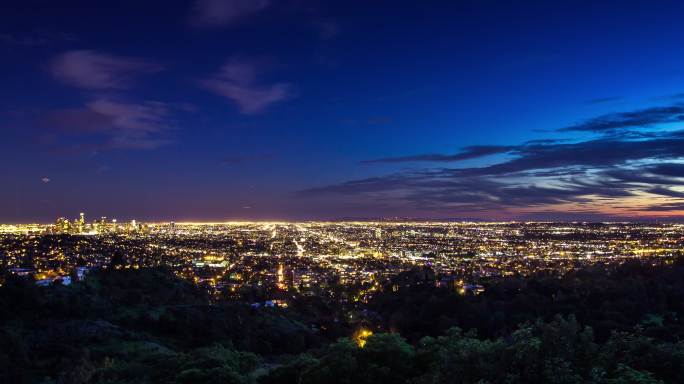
left=3, top=0, right=684, bottom=222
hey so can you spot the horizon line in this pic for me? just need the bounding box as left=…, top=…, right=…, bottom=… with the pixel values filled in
left=3, top=218, right=684, bottom=226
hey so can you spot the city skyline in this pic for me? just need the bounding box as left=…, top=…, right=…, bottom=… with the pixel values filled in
left=4, top=1, right=684, bottom=221
left=5, top=3, right=684, bottom=382
left=5, top=210, right=684, bottom=227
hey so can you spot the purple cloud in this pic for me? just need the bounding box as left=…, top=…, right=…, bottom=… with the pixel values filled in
left=49, top=50, right=161, bottom=90
left=42, top=98, right=173, bottom=150
left=188, top=0, right=270, bottom=28
left=199, top=58, right=292, bottom=114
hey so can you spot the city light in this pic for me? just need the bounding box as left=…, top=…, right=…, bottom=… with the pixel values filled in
left=2, top=214, right=682, bottom=304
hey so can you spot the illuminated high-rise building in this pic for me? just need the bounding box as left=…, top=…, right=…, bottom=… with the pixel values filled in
left=54, top=217, right=70, bottom=233
left=76, top=213, right=85, bottom=233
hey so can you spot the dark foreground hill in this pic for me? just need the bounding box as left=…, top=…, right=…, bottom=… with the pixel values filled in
left=1, top=261, right=684, bottom=383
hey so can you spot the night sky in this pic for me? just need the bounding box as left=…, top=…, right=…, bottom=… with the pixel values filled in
left=3, top=0, right=684, bottom=222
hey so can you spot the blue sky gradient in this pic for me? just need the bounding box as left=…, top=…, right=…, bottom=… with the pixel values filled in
left=2, top=0, right=684, bottom=221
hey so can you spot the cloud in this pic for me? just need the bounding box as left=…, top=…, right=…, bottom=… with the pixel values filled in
left=449, top=137, right=684, bottom=177
left=188, top=0, right=270, bottom=27
left=41, top=98, right=174, bottom=150
left=362, top=145, right=514, bottom=164
left=198, top=58, right=292, bottom=114
left=586, top=96, right=622, bottom=105
left=560, top=103, right=684, bottom=132
left=645, top=186, right=684, bottom=198
left=49, top=50, right=161, bottom=90
left=642, top=202, right=684, bottom=212
left=646, top=163, right=684, bottom=177
left=41, top=177, right=50, bottom=183
left=301, top=102, right=684, bottom=218
left=299, top=169, right=637, bottom=214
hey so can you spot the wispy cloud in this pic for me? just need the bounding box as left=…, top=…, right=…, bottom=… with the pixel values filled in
left=49, top=50, right=162, bottom=90
left=302, top=103, right=684, bottom=219
left=198, top=58, right=293, bottom=114
left=188, top=0, right=270, bottom=28
left=362, top=145, right=515, bottom=164
left=560, top=103, right=684, bottom=132
left=41, top=98, right=174, bottom=150
left=586, top=96, right=622, bottom=105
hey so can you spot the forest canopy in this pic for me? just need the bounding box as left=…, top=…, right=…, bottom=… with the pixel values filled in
left=2, top=260, right=684, bottom=383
